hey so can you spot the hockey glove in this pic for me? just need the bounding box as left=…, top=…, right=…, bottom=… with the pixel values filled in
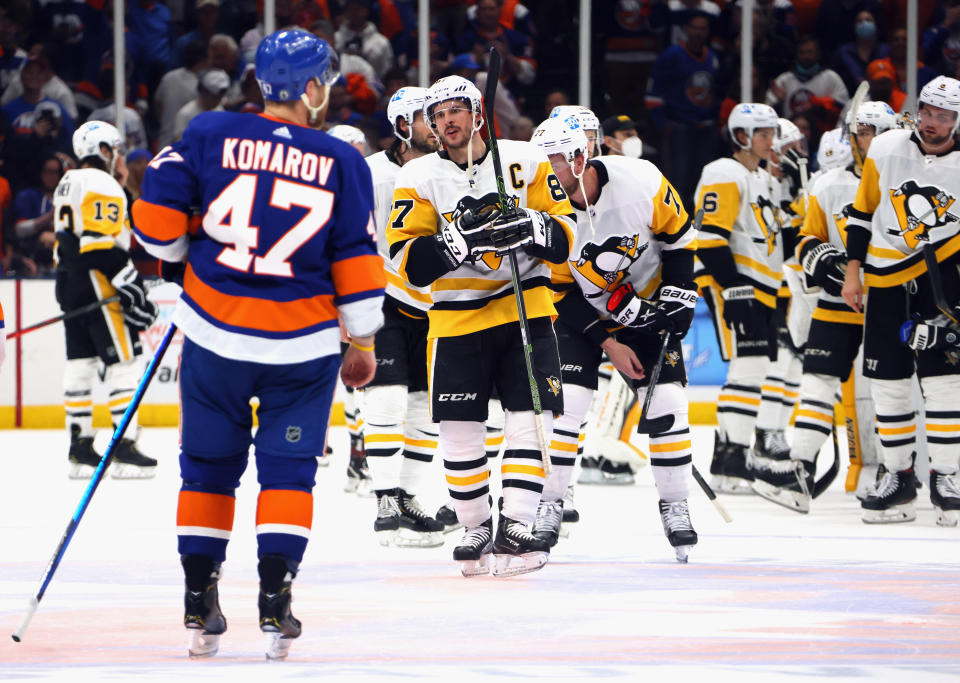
left=435, top=208, right=499, bottom=269
left=801, top=241, right=847, bottom=296
left=110, top=262, right=158, bottom=331
left=721, top=285, right=765, bottom=336
left=488, top=208, right=550, bottom=254
left=656, top=284, right=698, bottom=338
left=779, top=148, right=807, bottom=196
left=901, top=315, right=960, bottom=352
left=160, top=260, right=186, bottom=286
left=606, top=282, right=666, bottom=330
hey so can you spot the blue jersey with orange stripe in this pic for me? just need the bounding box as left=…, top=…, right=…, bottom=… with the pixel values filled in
left=132, top=111, right=385, bottom=364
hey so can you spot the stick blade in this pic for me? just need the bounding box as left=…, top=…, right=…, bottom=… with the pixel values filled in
left=636, top=414, right=674, bottom=435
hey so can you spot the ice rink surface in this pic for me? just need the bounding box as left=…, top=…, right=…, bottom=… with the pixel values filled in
left=1, top=426, right=958, bottom=682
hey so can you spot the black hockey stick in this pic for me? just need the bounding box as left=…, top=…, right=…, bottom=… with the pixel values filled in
left=636, top=332, right=675, bottom=434
left=812, top=414, right=841, bottom=498
left=482, top=48, right=551, bottom=475
left=12, top=323, right=178, bottom=643
left=7, top=295, right=121, bottom=339
left=922, top=244, right=958, bottom=324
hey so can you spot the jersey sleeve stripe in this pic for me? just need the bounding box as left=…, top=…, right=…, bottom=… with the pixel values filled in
left=852, top=157, right=881, bottom=218
left=331, top=253, right=387, bottom=298
left=132, top=199, right=189, bottom=244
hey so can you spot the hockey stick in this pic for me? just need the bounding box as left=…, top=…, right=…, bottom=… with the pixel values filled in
left=636, top=332, right=675, bottom=435
left=691, top=464, right=733, bottom=523
left=922, top=244, right=959, bottom=324
left=12, top=323, right=178, bottom=643
left=812, top=413, right=841, bottom=498
left=482, top=48, right=551, bottom=476
left=6, top=295, right=120, bottom=339
left=847, top=81, right=869, bottom=173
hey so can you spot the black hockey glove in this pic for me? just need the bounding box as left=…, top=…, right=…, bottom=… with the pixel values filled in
left=901, top=314, right=960, bottom=352
left=160, top=260, right=186, bottom=286
left=656, top=283, right=698, bottom=338
left=780, top=148, right=806, bottom=196
left=435, top=207, right=499, bottom=269
left=801, top=241, right=847, bottom=296
left=488, top=208, right=551, bottom=254
left=606, top=282, right=667, bottom=331
left=111, top=262, right=158, bottom=331
left=721, top=285, right=765, bottom=336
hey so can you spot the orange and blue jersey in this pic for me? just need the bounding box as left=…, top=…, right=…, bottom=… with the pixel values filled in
left=132, top=111, right=385, bottom=364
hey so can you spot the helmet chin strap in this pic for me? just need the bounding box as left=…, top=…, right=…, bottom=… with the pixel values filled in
left=301, top=80, right=330, bottom=127
left=573, top=155, right=596, bottom=239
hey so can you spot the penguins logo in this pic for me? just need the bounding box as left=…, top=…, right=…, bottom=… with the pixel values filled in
left=887, top=180, right=958, bottom=250
left=441, top=192, right=515, bottom=271
left=665, top=350, right=681, bottom=368
left=749, top=195, right=780, bottom=256
left=573, top=234, right=648, bottom=298
left=545, top=376, right=562, bottom=397
left=832, top=203, right=852, bottom=243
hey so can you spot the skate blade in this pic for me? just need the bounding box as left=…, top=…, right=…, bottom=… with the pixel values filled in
left=752, top=480, right=810, bottom=514
left=718, top=476, right=755, bottom=495
left=576, top=470, right=602, bottom=485
left=491, top=551, right=548, bottom=577
left=440, top=523, right=463, bottom=535
left=395, top=530, right=444, bottom=548
left=597, top=475, right=635, bottom=486
left=558, top=523, right=571, bottom=539
left=376, top=529, right=398, bottom=547
left=187, top=630, right=220, bottom=659
left=68, top=463, right=96, bottom=479
left=459, top=554, right=491, bottom=578
left=264, top=633, right=294, bottom=660
left=935, top=507, right=959, bottom=527
left=110, top=463, right=156, bottom=479
left=344, top=480, right=375, bottom=497
left=316, top=457, right=331, bottom=468
left=674, top=545, right=693, bottom=563
left=861, top=503, right=916, bottom=524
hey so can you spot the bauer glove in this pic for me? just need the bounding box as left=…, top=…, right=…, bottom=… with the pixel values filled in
left=656, top=283, right=698, bottom=338
left=721, top=285, right=765, bottom=336
left=801, top=241, right=847, bottom=296
left=110, top=261, right=158, bottom=331
left=901, top=314, right=960, bottom=352
left=435, top=208, right=499, bottom=268
left=606, top=282, right=667, bottom=331
left=488, top=207, right=551, bottom=254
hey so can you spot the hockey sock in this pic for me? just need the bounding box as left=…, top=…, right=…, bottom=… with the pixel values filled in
left=485, top=399, right=505, bottom=459
left=871, top=378, right=917, bottom=472
left=756, top=346, right=797, bottom=431
left=344, top=386, right=364, bottom=451
left=64, top=357, right=98, bottom=437
left=779, top=354, right=802, bottom=429
left=501, top=409, right=552, bottom=524
left=542, top=384, right=593, bottom=502
left=440, top=420, right=490, bottom=528
left=105, top=358, right=141, bottom=432
left=399, top=391, right=436, bottom=495
left=177, top=489, right=236, bottom=563
left=920, top=375, right=960, bottom=474
left=581, top=361, right=614, bottom=457
left=792, top=372, right=839, bottom=464
left=643, top=382, right=692, bottom=503
left=362, top=385, right=406, bottom=491
left=256, top=488, right=313, bottom=564
left=717, top=356, right=767, bottom=445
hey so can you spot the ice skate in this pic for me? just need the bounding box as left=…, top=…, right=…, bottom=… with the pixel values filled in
left=317, top=444, right=332, bottom=467
left=598, top=456, right=635, bottom=485
left=719, top=443, right=755, bottom=494
left=708, top=432, right=727, bottom=491
left=394, top=489, right=444, bottom=547
left=560, top=485, right=579, bottom=538
left=182, top=555, right=226, bottom=659
left=68, top=425, right=103, bottom=479
left=258, top=555, right=301, bottom=660
left=110, top=438, right=157, bottom=479
left=577, top=455, right=603, bottom=484
left=532, top=499, right=563, bottom=548
left=373, top=489, right=401, bottom=546
left=491, top=513, right=550, bottom=577
left=751, top=427, right=791, bottom=462
left=343, top=455, right=374, bottom=497
left=452, top=518, right=493, bottom=577
left=658, top=499, right=698, bottom=563
left=861, top=468, right=917, bottom=524
left=930, top=471, right=960, bottom=527
left=751, top=458, right=815, bottom=513
left=435, top=503, right=462, bottom=534
left=854, top=463, right=882, bottom=501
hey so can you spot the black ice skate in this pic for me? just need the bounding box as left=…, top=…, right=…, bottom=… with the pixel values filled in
left=492, top=511, right=550, bottom=577
left=861, top=467, right=917, bottom=524
left=930, top=471, right=960, bottom=527
left=111, top=437, right=157, bottom=479
left=577, top=455, right=602, bottom=484
left=68, top=425, right=103, bottom=479
left=182, top=554, right=226, bottom=658
left=560, top=485, right=579, bottom=538
left=598, top=456, right=635, bottom=485
left=708, top=432, right=727, bottom=490
left=394, top=489, right=444, bottom=548
left=344, top=454, right=373, bottom=497
left=719, top=442, right=755, bottom=494
left=752, top=458, right=815, bottom=514
left=435, top=503, right=462, bottom=534
left=752, top=427, right=791, bottom=462
left=373, top=488, right=401, bottom=545
left=258, top=555, right=301, bottom=660
left=532, top=499, right=563, bottom=548
left=658, top=499, right=698, bottom=563
left=452, top=517, right=493, bottom=577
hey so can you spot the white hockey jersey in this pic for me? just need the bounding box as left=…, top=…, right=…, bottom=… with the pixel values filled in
left=693, top=157, right=783, bottom=308
left=366, top=149, right=432, bottom=313
left=387, top=139, right=576, bottom=338
left=849, top=129, right=960, bottom=288
left=565, top=156, right=695, bottom=312
left=53, top=168, right=131, bottom=257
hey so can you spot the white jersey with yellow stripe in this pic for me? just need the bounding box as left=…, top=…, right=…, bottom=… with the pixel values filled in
left=848, top=129, right=960, bottom=288
left=53, top=168, right=130, bottom=257
left=566, top=156, right=696, bottom=309
left=387, top=139, right=576, bottom=339
left=366, top=149, right=432, bottom=312
left=693, top=157, right=783, bottom=307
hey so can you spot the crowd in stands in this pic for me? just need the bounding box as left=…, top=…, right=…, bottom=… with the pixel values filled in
left=1, top=0, right=958, bottom=276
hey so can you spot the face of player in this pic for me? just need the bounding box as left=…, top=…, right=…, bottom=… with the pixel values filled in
left=430, top=99, right=478, bottom=150
left=749, top=127, right=776, bottom=159
left=409, top=112, right=439, bottom=154
left=584, top=129, right=599, bottom=158
left=918, top=103, right=957, bottom=148
left=547, top=152, right=585, bottom=196
left=855, top=123, right=877, bottom=158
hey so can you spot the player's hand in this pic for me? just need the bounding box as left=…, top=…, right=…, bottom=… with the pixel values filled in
left=802, top=241, right=847, bottom=296
left=656, top=284, right=698, bottom=338
left=110, top=262, right=158, bottom=331
left=901, top=316, right=960, bottom=351
left=435, top=208, right=499, bottom=268
left=720, top=285, right=764, bottom=335
left=489, top=208, right=550, bottom=253
left=601, top=337, right=645, bottom=380
left=606, top=282, right=665, bottom=330
left=341, top=337, right=376, bottom=388
left=841, top=260, right=863, bottom=313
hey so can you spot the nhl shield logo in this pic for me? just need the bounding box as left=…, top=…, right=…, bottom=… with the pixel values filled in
left=285, top=426, right=302, bottom=443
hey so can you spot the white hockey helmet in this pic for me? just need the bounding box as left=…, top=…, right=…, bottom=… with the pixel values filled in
left=327, top=124, right=367, bottom=153
left=816, top=127, right=854, bottom=171
left=549, top=104, right=600, bottom=132
left=773, top=117, right=804, bottom=153
left=918, top=75, right=960, bottom=135
left=423, top=75, right=483, bottom=133
left=531, top=115, right=589, bottom=164
left=387, top=86, right=428, bottom=144
left=849, top=100, right=897, bottom=136
left=73, top=120, right=123, bottom=165
left=727, top=103, right=779, bottom=150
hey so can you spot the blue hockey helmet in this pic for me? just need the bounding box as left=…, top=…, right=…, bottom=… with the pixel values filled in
left=255, top=29, right=339, bottom=102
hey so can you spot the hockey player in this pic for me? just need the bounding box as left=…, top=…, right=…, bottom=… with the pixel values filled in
left=753, top=101, right=896, bottom=512
left=694, top=103, right=782, bottom=493
left=843, top=75, right=960, bottom=526
left=386, top=75, right=576, bottom=577
left=54, top=121, right=158, bottom=480
left=364, top=86, right=445, bottom=547
left=132, top=30, right=385, bottom=658
left=531, top=115, right=700, bottom=560
left=548, top=105, right=603, bottom=158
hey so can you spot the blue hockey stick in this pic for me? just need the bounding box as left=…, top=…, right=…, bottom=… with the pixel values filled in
left=12, top=323, right=178, bottom=643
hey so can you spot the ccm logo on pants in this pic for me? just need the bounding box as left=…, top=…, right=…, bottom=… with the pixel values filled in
left=438, top=393, right=478, bottom=401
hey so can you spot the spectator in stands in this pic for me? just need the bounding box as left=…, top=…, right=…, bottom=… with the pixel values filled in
left=457, top=0, right=536, bottom=89
left=11, top=154, right=60, bottom=275
left=656, top=0, right=721, bottom=48
left=311, top=19, right=381, bottom=91
left=814, top=0, right=883, bottom=64
left=325, top=79, right=366, bottom=128
left=646, top=11, right=721, bottom=210
left=882, top=27, right=939, bottom=93
left=241, top=0, right=298, bottom=65
left=0, top=8, right=27, bottom=96
left=28, top=0, right=110, bottom=84
left=766, top=35, right=849, bottom=121
left=207, top=34, right=243, bottom=97
left=126, top=0, right=173, bottom=95
left=171, top=0, right=220, bottom=69
left=2, top=44, right=79, bottom=121
left=865, top=58, right=906, bottom=112
left=87, top=65, right=149, bottom=152
left=155, top=41, right=208, bottom=150
left=790, top=110, right=820, bottom=170
left=465, top=0, right=536, bottom=40
left=602, top=115, right=644, bottom=158
left=335, top=0, right=396, bottom=79
left=509, top=115, right=534, bottom=141
left=228, top=64, right=265, bottom=115
left=543, top=88, right=569, bottom=119
left=171, top=68, right=230, bottom=142
left=923, top=0, right=960, bottom=76
left=832, top=9, right=889, bottom=93
left=124, top=149, right=151, bottom=204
